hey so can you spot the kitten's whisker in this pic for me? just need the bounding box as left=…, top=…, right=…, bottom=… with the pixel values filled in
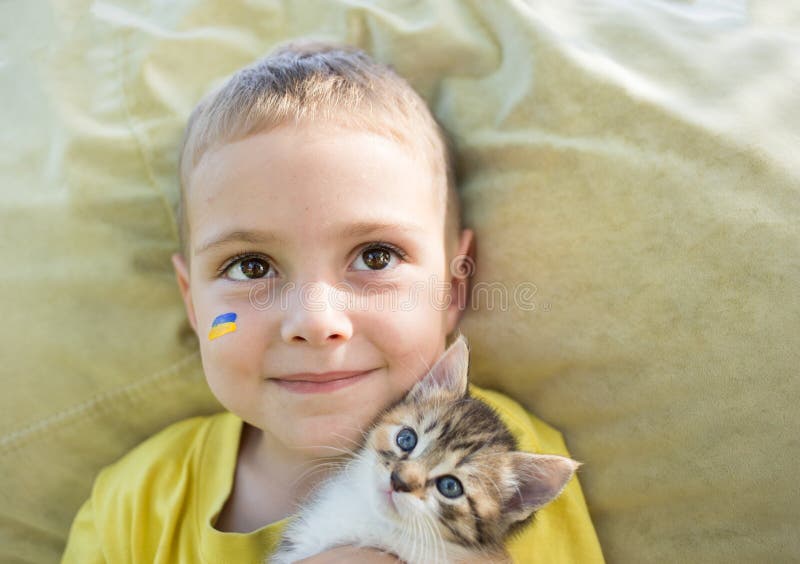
left=288, top=461, right=349, bottom=490
left=287, top=444, right=355, bottom=456
left=420, top=515, right=432, bottom=564
left=421, top=511, right=446, bottom=564
left=431, top=513, right=446, bottom=564
left=415, top=347, right=433, bottom=376
left=394, top=354, right=429, bottom=385
left=283, top=457, right=348, bottom=479
left=396, top=518, right=412, bottom=562
left=477, top=473, right=506, bottom=507
left=292, top=459, right=349, bottom=474
left=418, top=512, right=434, bottom=564
left=403, top=512, right=417, bottom=564
left=410, top=513, right=422, bottom=564
left=330, top=423, right=372, bottom=444
left=328, top=431, right=365, bottom=451
left=415, top=513, right=429, bottom=564
left=281, top=457, right=336, bottom=474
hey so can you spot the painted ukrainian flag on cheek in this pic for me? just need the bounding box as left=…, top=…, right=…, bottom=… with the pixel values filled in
left=208, top=312, right=237, bottom=341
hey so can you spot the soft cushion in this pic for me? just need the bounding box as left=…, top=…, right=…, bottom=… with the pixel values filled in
left=1, top=1, right=797, bottom=562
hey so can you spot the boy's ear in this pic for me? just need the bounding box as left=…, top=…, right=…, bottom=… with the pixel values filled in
left=445, top=228, right=476, bottom=335
left=171, top=253, right=198, bottom=334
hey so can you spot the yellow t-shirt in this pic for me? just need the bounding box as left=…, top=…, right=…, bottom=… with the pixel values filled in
left=62, top=385, right=604, bottom=563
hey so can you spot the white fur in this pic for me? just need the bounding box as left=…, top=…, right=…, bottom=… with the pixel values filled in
left=268, top=449, right=475, bottom=564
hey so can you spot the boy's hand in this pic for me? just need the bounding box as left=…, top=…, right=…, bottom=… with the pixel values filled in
left=295, top=546, right=401, bottom=563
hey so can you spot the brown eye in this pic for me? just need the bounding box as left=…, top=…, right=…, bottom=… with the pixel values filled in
left=224, top=256, right=274, bottom=281
left=363, top=248, right=390, bottom=269
left=241, top=258, right=267, bottom=278
left=352, top=244, right=403, bottom=272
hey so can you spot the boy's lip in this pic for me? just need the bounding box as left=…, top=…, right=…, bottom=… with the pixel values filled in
left=272, top=369, right=375, bottom=383
left=270, top=369, right=378, bottom=394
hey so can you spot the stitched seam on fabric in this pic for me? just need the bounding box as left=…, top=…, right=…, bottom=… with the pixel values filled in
left=118, top=28, right=181, bottom=247
left=0, top=351, right=201, bottom=455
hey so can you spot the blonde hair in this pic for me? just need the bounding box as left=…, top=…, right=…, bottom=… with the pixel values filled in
left=176, top=39, right=460, bottom=262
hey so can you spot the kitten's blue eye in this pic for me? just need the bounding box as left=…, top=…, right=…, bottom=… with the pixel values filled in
left=396, top=428, right=417, bottom=452
left=436, top=475, right=463, bottom=498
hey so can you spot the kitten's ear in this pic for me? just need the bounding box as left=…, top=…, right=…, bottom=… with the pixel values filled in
left=408, top=334, right=470, bottom=403
left=502, top=453, right=581, bottom=523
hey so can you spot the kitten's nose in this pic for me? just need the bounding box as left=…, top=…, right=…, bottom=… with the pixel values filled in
left=390, top=470, right=411, bottom=493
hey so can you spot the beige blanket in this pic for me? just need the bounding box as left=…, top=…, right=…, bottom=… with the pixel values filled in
left=1, top=1, right=798, bottom=561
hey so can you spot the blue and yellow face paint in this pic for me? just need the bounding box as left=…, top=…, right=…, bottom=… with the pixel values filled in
left=208, top=312, right=237, bottom=341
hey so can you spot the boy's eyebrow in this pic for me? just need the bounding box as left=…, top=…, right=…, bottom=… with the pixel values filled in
left=194, top=220, right=426, bottom=256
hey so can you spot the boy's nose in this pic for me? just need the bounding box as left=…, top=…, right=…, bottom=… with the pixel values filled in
left=280, top=282, right=353, bottom=345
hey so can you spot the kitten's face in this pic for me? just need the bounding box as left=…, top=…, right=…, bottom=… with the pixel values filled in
left=360, top=335, right=580, bottom=552
left=365, top=392, right=519, bottom=549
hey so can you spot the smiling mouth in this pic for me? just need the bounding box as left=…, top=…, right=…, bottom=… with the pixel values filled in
left=270, top=369, right=377, bottom=394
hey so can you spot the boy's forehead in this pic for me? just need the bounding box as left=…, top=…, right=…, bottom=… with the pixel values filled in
left=187, top=124, right=448, bottom=255
left=191, top=123, right=439, bottom=197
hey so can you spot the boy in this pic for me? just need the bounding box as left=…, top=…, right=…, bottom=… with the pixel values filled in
left=62, top=40, right=604, bottom=563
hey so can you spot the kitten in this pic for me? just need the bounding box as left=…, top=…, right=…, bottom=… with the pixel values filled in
left=269, top=335, right=580, bottom=564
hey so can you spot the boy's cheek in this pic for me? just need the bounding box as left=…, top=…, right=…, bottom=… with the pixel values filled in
left=199, top=312, right=266, bottom=379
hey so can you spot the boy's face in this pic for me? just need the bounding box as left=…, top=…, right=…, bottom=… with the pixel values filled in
left=172, top=121, right=473, bottom=458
